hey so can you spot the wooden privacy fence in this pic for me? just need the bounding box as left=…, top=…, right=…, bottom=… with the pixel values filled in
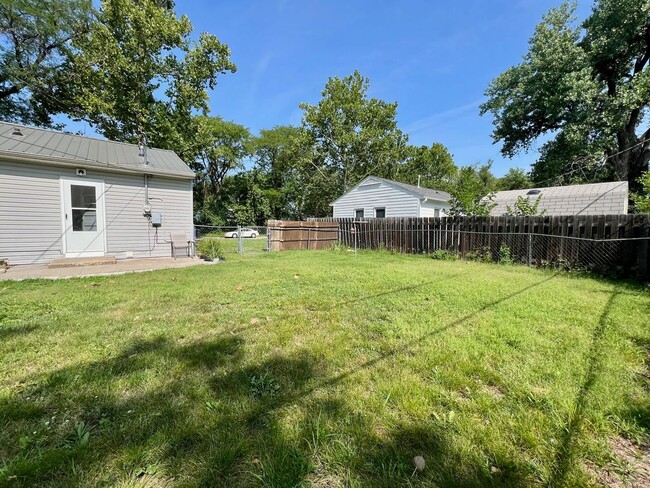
left=310, top=215, right=650, bottom=279
left=267, top=220, right=339, bottom=251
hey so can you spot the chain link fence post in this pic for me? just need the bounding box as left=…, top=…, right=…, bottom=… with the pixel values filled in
left=237, top=225, right=243, bottom=254
left=528, top=233, right=532, bottom=267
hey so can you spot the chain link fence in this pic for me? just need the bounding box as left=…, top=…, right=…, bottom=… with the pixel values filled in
left=194, top=225, right=269, bottom=257
left=339, top=227, right=650, bottom=279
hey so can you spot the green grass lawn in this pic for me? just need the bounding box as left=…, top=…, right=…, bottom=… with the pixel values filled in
left=1, top=250, right=649, bottom=487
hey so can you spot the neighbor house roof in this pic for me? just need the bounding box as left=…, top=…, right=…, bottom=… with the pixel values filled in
left=332, top=175, right=451, bottom=205
left=0, top=121, right=195, bottom=179
left=488, top=181, right=629, bottom=216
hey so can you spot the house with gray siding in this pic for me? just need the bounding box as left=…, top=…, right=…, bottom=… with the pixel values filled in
left=331, top=176, right=451, bottom=218
left=488, top=181, right=629, bottom=216
left=0, top=122, right=195, bottom=265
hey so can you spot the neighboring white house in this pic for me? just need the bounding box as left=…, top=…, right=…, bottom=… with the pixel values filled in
left=331, top=176, right=451, bottom=218
left=488, top=181, right=629, bottom=216
left=0, top=122, right=195, bottom=265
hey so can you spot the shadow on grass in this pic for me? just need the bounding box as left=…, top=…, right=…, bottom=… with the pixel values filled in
left=1, top=274, right=560, bottom=487
left=547, top=291, right=619, bottom=487
left=0, top=324, right=39, bottom=340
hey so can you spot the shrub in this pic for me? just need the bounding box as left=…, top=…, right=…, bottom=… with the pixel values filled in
left=197, top=238, right=224, bottom=261
left=466, top=246, right=493, bottom=263
left=431, top=249, right=458, bottom=261
left=498, top=244, right=513, bottom=265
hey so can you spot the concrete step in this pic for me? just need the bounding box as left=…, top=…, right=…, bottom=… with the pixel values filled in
left=49, top=256, right=117, bottom=268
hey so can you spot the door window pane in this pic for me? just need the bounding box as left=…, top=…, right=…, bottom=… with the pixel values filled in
left=71, top=185, right=96, bottom=209
left=72, top=209, right=97, bottom=231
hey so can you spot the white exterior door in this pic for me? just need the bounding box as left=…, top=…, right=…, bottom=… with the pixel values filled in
left=61, top=179, right=106, bottom=257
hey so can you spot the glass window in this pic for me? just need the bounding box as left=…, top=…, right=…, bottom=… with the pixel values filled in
left=434, top=209, right=440, bottom=218
left=72, top=209, right=97, bottom=231
left=71, top=185, right=96, bottom=209
left=375, top=208, right=386, bottom=218
left=71, top=185, right=97, bottom=231
left=355, top=209, right=364, bottom=219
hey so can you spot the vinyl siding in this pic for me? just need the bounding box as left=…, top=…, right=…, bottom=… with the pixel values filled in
left=419, top=199, right=450, bottom=217
left=0, top=160, right=193, bottom=265
left=0, top=161, right=62, bottom=264
left=332, top=181, right=420, bottom=218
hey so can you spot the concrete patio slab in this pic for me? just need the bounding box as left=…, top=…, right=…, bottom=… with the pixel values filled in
left=49, top=256, right=117, bottom=268
left=0, top=257, right=218, bottom=281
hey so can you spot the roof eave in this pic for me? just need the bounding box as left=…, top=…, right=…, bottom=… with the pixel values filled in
left=0, top=150, right=195, bottom=180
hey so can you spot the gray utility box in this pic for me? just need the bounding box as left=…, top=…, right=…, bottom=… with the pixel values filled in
left=151, top=212, right=163, bottom=227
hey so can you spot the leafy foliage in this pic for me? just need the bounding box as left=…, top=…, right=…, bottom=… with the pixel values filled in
left=632, top=171, right=650, bottom=213
left=498, top=244, right=514, bottom=265
left=505, top=195, right=547, bottom=216
left=498, top=168, right=533, bottom=191
left=300, top=70, right=409, bottom=214
left=192, top=116, right=251, bottom=211
left=0, top=0, right=93, bottom=126
left=482, top=0, right=650, bottom=189
left=398, top=143, right=457, bottom=191
left=431, top=249, right=458, bottom=261
left=196, top=238, right=224, bottom=261
left=69, top=0, right=236, bottom=154
left=448, top=163, right=498, bottom=216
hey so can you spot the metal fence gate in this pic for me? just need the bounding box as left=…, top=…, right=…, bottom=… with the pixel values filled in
left=194, top=225, right=269, bottom=257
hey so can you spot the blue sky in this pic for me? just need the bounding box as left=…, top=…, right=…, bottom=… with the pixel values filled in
left=180, top=0, right=593, bottom=176
left=70, top=1, right=593, bottom=176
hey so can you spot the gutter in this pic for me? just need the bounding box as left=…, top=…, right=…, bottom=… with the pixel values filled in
left=0, top=150, right=195, bottom=181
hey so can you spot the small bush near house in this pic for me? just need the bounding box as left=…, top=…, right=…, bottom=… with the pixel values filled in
left=431, top=249, right=458, bottom=260
left=498, top=243, right=513, bottom=264
left=197, top=238, right=225, bottom=261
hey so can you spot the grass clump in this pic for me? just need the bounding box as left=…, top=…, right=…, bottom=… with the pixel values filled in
left=197, top=238, right=225, bottom=261
left=431, top=249, right=458, bottom=260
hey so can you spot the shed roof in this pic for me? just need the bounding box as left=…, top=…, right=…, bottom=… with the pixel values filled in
left=488, top=181, right=629, bottom=216
left=0, top=121, right=195, bottom=179
left=332, top=175, right=451, bottom=205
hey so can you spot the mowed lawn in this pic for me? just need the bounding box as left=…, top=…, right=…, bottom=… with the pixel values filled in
left=1, top=250, right=649, bottom=487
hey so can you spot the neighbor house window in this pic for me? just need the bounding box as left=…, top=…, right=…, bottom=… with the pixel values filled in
left=375, top=208, right=386, bottom=218
left=434, top=209, right=440, bottom=218
left=355, top=209, right=364, bottom=219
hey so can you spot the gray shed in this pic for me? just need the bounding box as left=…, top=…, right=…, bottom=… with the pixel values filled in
left=0, top=122, right=195, bottom=265
left=488, top=181, right=629, bottom=216
left=331, top=176, right=451, bottom=218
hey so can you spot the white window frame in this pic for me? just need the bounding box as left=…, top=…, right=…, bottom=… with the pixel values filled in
left=374, top=207, right=386, bottom=218
left=354, top=208, right=364, bottom=219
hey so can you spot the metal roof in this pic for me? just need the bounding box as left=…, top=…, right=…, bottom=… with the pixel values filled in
left=0, top=121, right=195, bottom=179
left=488, top=181, right=629, bottom=216
left=332, top=175, right=451, bottom=204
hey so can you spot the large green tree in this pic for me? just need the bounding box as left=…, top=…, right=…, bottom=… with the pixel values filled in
left=397, top=143, right=457, bottom=191
left=250, top=125, right=309, bottom=219
left=0, top=0, right=93, bottom=126
left=448, top=162, right=498, bottom=216
left=192, top=115, right=251, bottom=216
left=300, top=70, right=408, bottom=214
left=69, top=0, right=236, bottom=155
left=481, top=0, right=650, bottom=188
left=498, top=167, right=534, bottom=191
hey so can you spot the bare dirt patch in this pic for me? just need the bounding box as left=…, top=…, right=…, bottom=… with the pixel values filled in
left=587, top=437, right=650, bottom=487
